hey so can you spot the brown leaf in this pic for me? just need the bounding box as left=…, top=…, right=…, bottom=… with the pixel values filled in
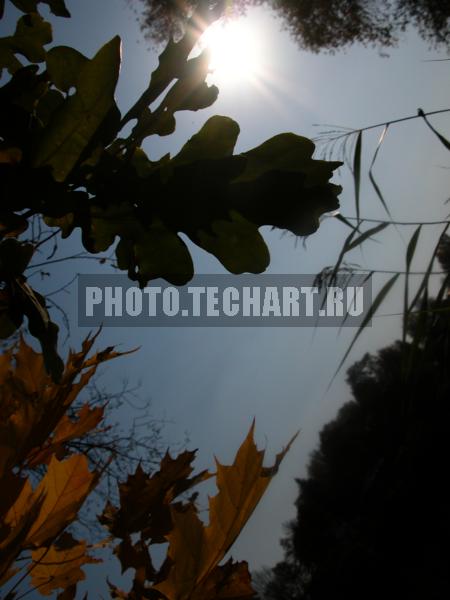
left=0, top=477, right=43, bottom=580
left=0, top=566, right=20, bottom=587
left=154, top=423, right=297, bottom=600
left=27, top=404, right=105, bottom=467
left=57, top=584, right=77, bottom=600
left=54, top=404, right=104, bottom=443
left=100, top=451, right=211, bottom=542
left=114, top=536, right=155, bottom=579
left=30, top=533, right=100, bottom=596
left=107, top=579, right=131, bottom=598
left=13, top=335, right=48, bottom=395
left=0, top=333, right=129, bottom=477
left=193, top=560, right=255, bottom=600
left=25, top=454, right=98, bottom=547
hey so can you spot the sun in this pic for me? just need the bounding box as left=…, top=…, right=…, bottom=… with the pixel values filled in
left=200, top=19, right=263, bottom=87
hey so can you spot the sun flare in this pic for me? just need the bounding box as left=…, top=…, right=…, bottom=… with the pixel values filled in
left=200, top=20, right=263, bottom=86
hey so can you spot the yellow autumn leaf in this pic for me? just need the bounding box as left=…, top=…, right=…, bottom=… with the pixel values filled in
left=2, top=478, right=35, bottom=531
left=30, top=533, right=100, bottom=596
left=0, top=477, right=43, bottom=580
left=27, top=404, right=105, bottom=467
left=0, top=567, right=20, bottom=587
left=25, top=454, right=98, bottom=548
left=53, top=404, right=104, bottom=443
left=154, top=422, right=298, bottom=600
left=13, top=335, right=48, bottom=395
left=0, top=333, right=130, bottom=478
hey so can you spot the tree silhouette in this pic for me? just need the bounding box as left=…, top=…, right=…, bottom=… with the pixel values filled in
left=257, top=238, right=450, bottom=600
left=131, top=0, right=450, bottom=52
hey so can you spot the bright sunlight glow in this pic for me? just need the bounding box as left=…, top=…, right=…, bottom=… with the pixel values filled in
left=200, top=20, right=263, bottom=87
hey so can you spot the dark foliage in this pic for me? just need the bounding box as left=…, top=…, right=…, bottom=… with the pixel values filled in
left=131, top=0, right=450, bottom=52
left=275, top=0, right=450, bottom=53
left=128, top=0, right=258, bottom=44
left=258, top=239, right=450, bottom=599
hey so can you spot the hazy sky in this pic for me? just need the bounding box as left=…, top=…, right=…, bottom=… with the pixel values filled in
left=2, top=0, right=450, bottom=594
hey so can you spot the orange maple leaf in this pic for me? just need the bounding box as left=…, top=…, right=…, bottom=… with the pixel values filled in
left=154, top=423, right=298, bottom=600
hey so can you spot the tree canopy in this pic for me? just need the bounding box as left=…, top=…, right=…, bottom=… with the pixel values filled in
left=257, top=238, right=450, bottom=599
left=132, top=0, right=450, bottom=52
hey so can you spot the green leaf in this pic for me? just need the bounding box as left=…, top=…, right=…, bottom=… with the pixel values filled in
left=83, top=203, right=137, bottom=253
left=131, top=223, right=194, bottom=286
left=43, top=213, right=75, bottom=238
left=130, top=148, right=171, bottom=178
left=11, top=0, right=70, bottom=17
left=153, top=110, right=176, bottom=137
left=0, top=13, right=52, bottom=75
left=236, top=133, right=312, bottom=181
left=12, top=13, right=52, bottom=62
left=197, top=211, right=270, bottom=275
left=148, top=36, right=197, bottom=99
left=44, top=0, right=70, bottom=17
left=10, top=0, right=38, bottom=13
left=164, top=79, right=219, bottom=114
left=46, top=46, right=87, bottom=93
left=174, top=116, right=240, bottom=165
left=36, top=88, right=65, bottom=126
left=32, top=36, right=121, bottom=181
left=122, top=30, right=207, bottom=127
left=353, top=130, right=362, bottom=222
left=0, top=38, right=22, bottom=74
left=234, top=133, right=342, bottom=212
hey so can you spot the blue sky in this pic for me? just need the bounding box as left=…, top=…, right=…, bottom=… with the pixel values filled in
left=2, top=0, right=450, bottom=594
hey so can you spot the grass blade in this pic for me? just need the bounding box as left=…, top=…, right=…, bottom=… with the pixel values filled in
left=408, top=223, right=450, bottom=312
left=403, top=225, right=422, bottom=343
left=418, top=108, right=450, bottom=151
left=353, top=130, right=362, bottom=223
left=321, top=229, right=358, bottom=310
left=334, top=213, right=359, bottom=232
left=346, top=222, right=389, bottom=252
left=329, top=273, right=400, bottom=388
left=368, top=124, right=392, bottom=217
left=403, top=287, right=429, bottom=382
left=338, top=271, right=373, bottom=333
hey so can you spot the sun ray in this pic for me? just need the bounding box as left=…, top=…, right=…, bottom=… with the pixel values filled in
left=200, top=19, right=264, bottom=87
